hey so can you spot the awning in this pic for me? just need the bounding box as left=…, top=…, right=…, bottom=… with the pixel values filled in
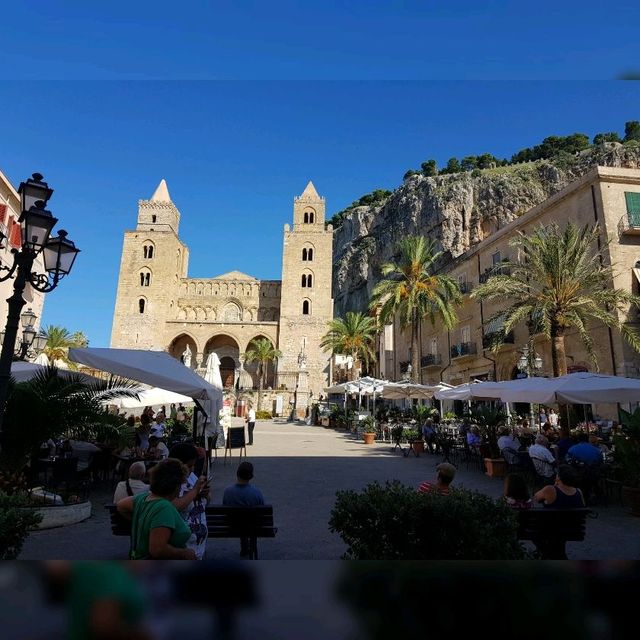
left=68, top=348, right=222, bottom=406
left=10, top=361, right=102, bottom=384
left=111, top=387, right=194, bottom=409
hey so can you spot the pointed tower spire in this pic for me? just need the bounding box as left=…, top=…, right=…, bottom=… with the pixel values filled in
left=300, top=180, right=320, bottom=199
left=150, top=179, right=171, bottom=203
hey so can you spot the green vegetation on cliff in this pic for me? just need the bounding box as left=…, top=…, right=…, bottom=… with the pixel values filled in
left=329, top=120, right=640, bottom=229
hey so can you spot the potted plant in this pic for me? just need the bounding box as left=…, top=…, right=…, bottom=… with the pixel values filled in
left=614, top=408, right=640, bottom=516
left=362, top=416, right=377, bottom=445
left=403, top=429, right=424, bottom=454
left=470, top=406, right=508, bottom=478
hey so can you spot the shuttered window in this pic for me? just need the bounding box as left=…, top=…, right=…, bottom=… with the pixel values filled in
left=625, top=192, right=640, bottom=226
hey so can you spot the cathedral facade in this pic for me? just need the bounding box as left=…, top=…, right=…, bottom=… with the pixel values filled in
left=111, top=180, right=334, bottom=400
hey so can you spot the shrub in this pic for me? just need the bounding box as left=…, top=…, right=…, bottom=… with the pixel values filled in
left=329, top=480, right=524, bottom=559
left=255, top=410, right=272, bottom=420
left=0, top=493, right=42, bottom=559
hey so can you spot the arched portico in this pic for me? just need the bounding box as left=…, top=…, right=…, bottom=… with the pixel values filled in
left=169, top=333, right=198, bottom=368
left=204, top=334, right=241, bottom=389
left=243, top=334, right=277, bottom=390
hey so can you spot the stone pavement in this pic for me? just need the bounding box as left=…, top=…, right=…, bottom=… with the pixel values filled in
left=20, top=419, right=640, bottom=560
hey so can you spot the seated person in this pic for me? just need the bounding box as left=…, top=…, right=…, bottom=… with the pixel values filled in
left=113, top=461, right=148, bottom=503
left=533, top=464, right=586, bottom=508
left=541, top=422, right=558, bottom=442
left=566, top=432, right=604, bottom=466
left=422, top=419, right=436, bottom=453
left=497, top=428, right=520, bottom=453
left=555, top=427, right=574, bottom=462
left=418, top=463, right=456, bottom=496
left=466, top=426, right=482, bottom=448
left=518, top=419, right=534, bottom=437
left=503, top=473, right=533, bottom=509
left=147, top=436, right=169, bottom=460
left=528, top=434, right=556, bottom=483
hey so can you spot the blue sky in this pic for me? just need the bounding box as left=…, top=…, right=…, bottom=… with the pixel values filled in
left=0, top=3, right=639, bottom=346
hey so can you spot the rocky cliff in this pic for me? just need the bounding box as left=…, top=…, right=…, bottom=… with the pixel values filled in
left=332, top=142, right=640, bottom=316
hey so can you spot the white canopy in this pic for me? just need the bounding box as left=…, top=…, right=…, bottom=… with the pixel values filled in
left=110, top=386, right=194, bottom=409
left=435, top=380, right=507, bottom=402
left=381, top=382, right=453, bottom=400
left=10, top=361, right=102, bottom=384
left=497, top=372, right=640, bottom=405
left=68, top=348, right=223, bottom=409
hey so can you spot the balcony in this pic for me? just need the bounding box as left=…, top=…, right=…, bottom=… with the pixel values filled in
left=479, top=264, right=511, bottom=283
left=618, top=211, right=640, bottom=236
left=458, top=281, right=474, bottom=294
left=421, top=354, right=442, bottom=367
left=450, top=342, right=478, bottom=359
left=482, top=330, right=515, bottom=349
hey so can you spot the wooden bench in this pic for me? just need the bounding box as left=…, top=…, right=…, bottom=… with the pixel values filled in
left=517, top=508, right=592, bottom=559
left=106, top=504, right=277, bottom=560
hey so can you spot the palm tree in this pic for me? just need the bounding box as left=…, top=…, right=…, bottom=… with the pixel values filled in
left=41, top=325, right=74, bottom=365
left=472, top=222, right=640, bottom=376
left=243, top=338, right=282, bottom=411
left=369, top=236, right=461, bottom=382
left=320, top=311, right=377, bottom=380
left=70, top=331, right=89, bottom=348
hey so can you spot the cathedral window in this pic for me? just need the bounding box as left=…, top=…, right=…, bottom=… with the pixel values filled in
left=301, top=274, right=306, bottom=287
left=302, top=248, right=307, bottom=261
left=139, top=299, right=146, bottom=314
left=143, top=244, right=154, bottom=259
left=302, top=247, right=314, bottom=261
left=140, top=271, right=151, bottom=286
left=223, top=303, right=241, bottom=322
left=309, top=212, right=314, bottom=223
left=301, top=273, right=313, bottom=288
left=304, top=212, right=309, bottom=223
left=302, top=300, right=311, bottom=315
left=151, top=215, right=157, bottom=223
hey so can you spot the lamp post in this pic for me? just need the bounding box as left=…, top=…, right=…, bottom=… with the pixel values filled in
left=0, top=173, right=80, bottom=435
left=517, top=344, right=543, bottom=430
left=0, top=307, right=48, bottom=361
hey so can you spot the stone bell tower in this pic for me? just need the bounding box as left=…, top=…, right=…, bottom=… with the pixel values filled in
left=111, top=179, right=189, bottom=350
left=278, top=181, right=333, bottom=415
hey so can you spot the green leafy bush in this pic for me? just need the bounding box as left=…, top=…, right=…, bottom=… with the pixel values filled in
left=255, top=410, right=272, bottom=420
left=329, top=480, right=524, bottom=559
left=0, top=493, right=42, bottom=559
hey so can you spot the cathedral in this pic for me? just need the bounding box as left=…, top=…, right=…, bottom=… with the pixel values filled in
left=111, top=180, right=334, bottom=405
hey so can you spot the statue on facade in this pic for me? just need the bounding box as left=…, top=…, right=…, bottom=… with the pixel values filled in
left=298, top=350, right=307, bottom=370
left=182, top=344, right=192, bottom=368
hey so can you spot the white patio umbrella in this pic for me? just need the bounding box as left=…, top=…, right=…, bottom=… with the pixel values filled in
left=203, top=352, right=224, bottom=430
left=381, top=382, right=452, bottom=400
left=111, top=387, right=194, bottom=409
left=498, top=372, right=640, bottom=405
left=33, top=352, right=50, bottom=366
left=434, top=380, right=507, bottom=402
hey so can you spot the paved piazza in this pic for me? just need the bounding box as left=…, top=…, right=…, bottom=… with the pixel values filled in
left=21, top=419, right=640, bottom=560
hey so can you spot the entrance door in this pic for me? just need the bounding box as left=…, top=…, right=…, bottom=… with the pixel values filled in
left=220, top=357, right=236, bottom=389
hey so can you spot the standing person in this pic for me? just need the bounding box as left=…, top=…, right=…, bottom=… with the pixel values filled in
left=117, top=458, right=196, bottom=560
left=169, top=443, right=210, bottom=560
left=245, top=404, right=256, bottom=445
left=151, top=413, right=166, bottom=439
left=548, top=408, right=559, bottom=428
left=223, top=462, right=265, bottom=557
left=136, top=415, right=152, bottom=452
left=539, top=407, right=548, bottom=428
left=176, top=404, right=186, bottom=424
left=170, top=403, right=178, bottom=421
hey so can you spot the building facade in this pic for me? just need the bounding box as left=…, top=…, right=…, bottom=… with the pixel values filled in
left=383, top=166, right=640, bottom=394
left=111, top=180, right=333, bottom=400
left=0, top=169, right=45, bottom=339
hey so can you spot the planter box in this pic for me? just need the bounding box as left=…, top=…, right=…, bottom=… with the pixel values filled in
left=484, top=458, right=507, bottom=478
left=412, top=441, right=425, bottom=454
left=363, top=432, right=376, bottom=445
left=29, top=501, right=92, bottom=530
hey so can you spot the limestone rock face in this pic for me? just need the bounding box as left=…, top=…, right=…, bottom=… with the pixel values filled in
left=333, top=143, right=640, bottom=316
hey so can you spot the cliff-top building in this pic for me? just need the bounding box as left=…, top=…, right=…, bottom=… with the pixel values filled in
left=111, top=180, right=334, bottom=409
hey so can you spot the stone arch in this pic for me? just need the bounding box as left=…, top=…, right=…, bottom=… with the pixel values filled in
left=142, top=240, right=155, bottom=260
left=139, top=267, right=152, bottom=287
left=222, top=300, right=242, bottom=322
left=189, top=282, right=196, bottom=295
left=187, top=307, right=196, bottom=321
left=195, top=306, right=206, bottom=321
left=302, top=242, right=316, bottom=261
left=137, top=296, right=147, bottom=314
left=177, top=306, right=187, bottom=320
left=301, top=269, right=314, bottom=288
left=204, top=334, right=241, bottom=389
left=244, top=334, right=278, bottom=389
left=168, top=332, right=199, bottom=368
left=302, top=299, right=311, bottom=315
left=197, top=282, right=204, bottom=295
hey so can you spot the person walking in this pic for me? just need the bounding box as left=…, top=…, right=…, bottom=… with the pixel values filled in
left=245, top=404, right=256, bottom=445
left=223, top=462, right=265, bottom=557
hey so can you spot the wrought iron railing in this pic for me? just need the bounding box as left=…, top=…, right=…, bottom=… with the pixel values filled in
left=450, top=342, right=478, bottom=358
left=421, top=354, right=442, bottom=367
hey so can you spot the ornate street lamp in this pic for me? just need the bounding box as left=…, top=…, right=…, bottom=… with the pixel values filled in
left=0, top=308, right=48, bottom=361
left=0, top=174, right=80, bottom=435
left=517, top=344, right=543, bottom=430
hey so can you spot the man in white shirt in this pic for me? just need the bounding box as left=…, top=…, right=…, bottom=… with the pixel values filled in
left=497, top=428, right=520, bottom=453
left=69, top=440, right=101, bottom=472
left=528, top=434, right=556, bottom=482
left=113, top=462, right=148, bottom=503
left=148, top=436, right=169, bottom=460
left=151, top=412, right=167, bottom=438
left=548, top=408, right=559, bottom=428
left=246, top=405, right=256, bottom=445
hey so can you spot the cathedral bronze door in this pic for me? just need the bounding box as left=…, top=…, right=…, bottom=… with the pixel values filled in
left=220, top=356, right=236, bottom=388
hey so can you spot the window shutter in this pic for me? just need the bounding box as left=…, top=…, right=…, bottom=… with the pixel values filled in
left=625, top=192, right=640, bottom=216
left=0, top=204, right=7, bottom=225
left=9, top=217, right=22, bottom=248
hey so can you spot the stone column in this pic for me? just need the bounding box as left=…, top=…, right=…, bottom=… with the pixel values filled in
left=295, top=370, right=310, bottom=420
